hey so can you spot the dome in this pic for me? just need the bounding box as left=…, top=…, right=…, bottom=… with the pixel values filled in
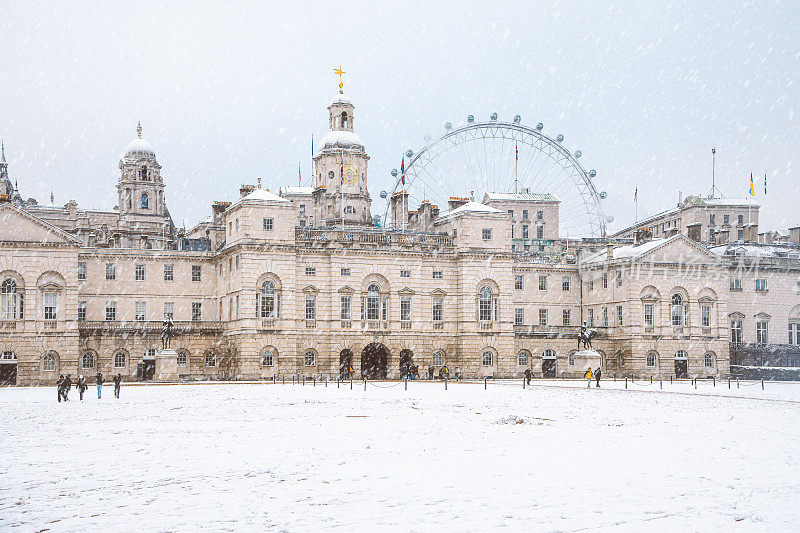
left=121, top=122, right=156, bottom=159
left=329, top=93, right=352, bottom=106
left=319, top=130, right=364, bottom=152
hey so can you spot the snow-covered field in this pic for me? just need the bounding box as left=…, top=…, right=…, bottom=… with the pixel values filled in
left=2, top=379, right=799, bottom=532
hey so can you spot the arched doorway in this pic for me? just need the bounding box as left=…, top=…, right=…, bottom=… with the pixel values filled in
left=542, top=349, right=557, bottom=378
left=361, top=343, right=389, bottom=379
left=0, top=351, right=17, bottom=385
left=399, top=349, right=413, bottom=379
left=339, top=349, right=353, bottom=379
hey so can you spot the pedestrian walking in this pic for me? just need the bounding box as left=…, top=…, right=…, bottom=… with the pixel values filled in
left=96, top=372, right=103, bottom=398
left=56, top=374, right=65, bottom=402
left=595, top=367, right=602, bottom=388
left=428, top=365, right=434, bottom=380
left=584, top=368, right=593, bottom=388
left=77, top=375, right=88, bottom=400
left=524, top=368, right=532, bottom=385
left=113, top=373, right=122, bottom=398
left=63, top=374, right=72, bottom=400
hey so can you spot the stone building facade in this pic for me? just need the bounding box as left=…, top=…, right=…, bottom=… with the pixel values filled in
left=1, top=88, right=799, bottom=385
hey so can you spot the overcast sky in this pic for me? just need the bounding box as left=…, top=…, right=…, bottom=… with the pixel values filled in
left=0, top=1, right=797, bottom=233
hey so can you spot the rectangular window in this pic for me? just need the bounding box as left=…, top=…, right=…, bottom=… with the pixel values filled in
left=135, top=301, right=146, bottom=321
left=616, top=271, right=623, bottom=287
left=106, top=263, right=116, bottom=280
left=644, top=303, right=653, bottom=326
left=562, top=276, right=570, bottom=291
left=538, top=308, right=547, bottom=326
left=755, top=279, right=767, bottom=292
left=731, top=319, right=742, bottom=344
left=602, top=307, right=608, bottom=327
left=730, top=278, right=741, bottom=291
left=164, top=302, right=174, bottom=321
left=587, top=308, right=594, bottom=327
left=738, top=214, right=744, bottom=224
left=433, top=271, right=443, bottom=279
left=756, top=321, right=768, bottom=344
left=44, top=293, right=57, bottom=320
left=77, top=301, right=86, bottom=321
left=724, top=214, right=730, bottom=224
left=588, top=279, right=594, bottom=291
left=191, top=302, right=202, bottom=322
left=340, top=268, right=351, bottom=276
left=164, top=264, right=174, bottom=282
left=191, top=265, right=201, bottom=282
left=177, top=351, right=187, bottom=367
left=616, top=305, right=623, bottom=326
left=263, top=218, right=273, bottom=231
left=77, top=262, right=86, bottom=280
left=340, top=296, right=351, bottom=320
left=538, top=275, right=547, bottom=291
left=522, top=209, right=529, bottom=220
left=737, top=229, right=744, bottom=241
left=235, top=295, right=239, bottom=319
left=105, top=301, right=116, bottom=321
left=135, top=264, right=145, bottom=281
left=299, top=219, right=306, bottom=227
left=515, top=308, right=524, bottom=326
left=701, top=305, right=711, bottom=327
left=709, top=214, right=715, bottom=225
left=536, top=226, right=543, bottom=239
left=536, top=210, right=543, bottom=220
left=602, top=273, right=608, bottom=289
left=522, top=225, right=529, bottom=239
left=481, top=228, right=492, bottom=240
left=305, top=295, right=316, bottom=320
left=507, top=209, right=514, bottom=218
left=305, top=266, right=316, bottom=276
left=789, top=323, right=800, bottom=345
left=299, top=204, right=306, bottom=216
left=432, top=298, right=443, bottom=322
left=400, top=270, right=411, bottom=278
left=400, top=297, right=412, bottom=322
left=562, top=309, right=571, bottom=326
left=514, top=275, right=523, bottom=290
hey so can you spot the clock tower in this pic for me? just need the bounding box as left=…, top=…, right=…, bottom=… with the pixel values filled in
left=312, top=85, right=372, bottom=226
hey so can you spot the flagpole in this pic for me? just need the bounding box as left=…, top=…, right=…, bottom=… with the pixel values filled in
left=514, top=144, right=518, bottom=194
left=341, top=150, right=344, bottom=229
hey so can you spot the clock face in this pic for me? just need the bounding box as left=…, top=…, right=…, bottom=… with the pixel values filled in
left=342, top=164, right=358, bottom=185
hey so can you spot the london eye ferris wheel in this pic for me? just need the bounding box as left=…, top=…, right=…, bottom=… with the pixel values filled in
left=382, top=114, right=609, bottom=238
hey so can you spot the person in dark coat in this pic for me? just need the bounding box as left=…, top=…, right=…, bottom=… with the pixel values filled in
left=56, top=374, right=65, bottom=402
left=113, top=373, right=122, bottom=398
left=96, top=372, right=103, bottom=399
left=428, top=365, right=434, bottom=380
left=595, top=367, right=602, bottom=387
left=524, top=368, right=532, bottom=385
left=77, top=375, right=88, bottom=400
left=63, top=374, right=72, bottom=401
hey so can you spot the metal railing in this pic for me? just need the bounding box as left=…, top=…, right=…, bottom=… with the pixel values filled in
left=295, top=227, right=454, bottom=248
left=78, top=320, right=224, bottom=333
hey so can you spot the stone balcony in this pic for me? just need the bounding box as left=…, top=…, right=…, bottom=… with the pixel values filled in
left=295, top=227, right=454, bottom=249
left=78, top=320, right=225, bottom=334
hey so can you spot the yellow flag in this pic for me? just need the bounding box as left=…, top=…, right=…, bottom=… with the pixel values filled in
left=749, top=172, right=754, bottom=196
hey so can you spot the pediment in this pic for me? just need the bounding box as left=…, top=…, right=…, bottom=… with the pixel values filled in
left=698, top=296, right=716, bottom=304
left=338, top=285, right=355, bottom=294
left=634, top=235, right=721, bottom=265
left=754, top=312, right=771, bottom=320
left=728, top=311, right=745, bottom=319
left=38, top=281, right=64, bottom=291
left=430, top=288, right=447, bottom=296
left=0, top=204, right=83, bottom=246
left=302, top=285, right=319, bottom=294
left=398, top=287, right=415, bottom=295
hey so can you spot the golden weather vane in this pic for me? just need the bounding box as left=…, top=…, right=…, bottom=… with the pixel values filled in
left=333, top=65, right=345, bottom=93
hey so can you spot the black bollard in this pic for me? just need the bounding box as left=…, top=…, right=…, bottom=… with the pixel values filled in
left=302, top=375, right=305, bottom=386
left=728, top=377, right=730, bottom=389
left=325, top=377, right=327, bottom=387
left=660, top=379, right=662, bottom=389
left=484, top=376, right=487, bottom=390
left=445, top=378, right=448, bottom=391
left=523, top=376, right=526, bottom=389
left=282, top=375, right=285, bottom=385
left=364, top=378, right=367, bottom=391
left=405, top=378, right=407, bottom=391
left=650, top=376, right=653, bottom=384
left=625, top=377, right=627, bottom=389
left=350, top=377, right=353, bottom=390
left=670, top=375, right=672, bottom=385
left=292, top=375, right=295, bottom=385
left=694, top=378, right=697, bottom=390
left=712, top=376, right=715, bottom=387
left=337, top=378, right=340, bottom=388
left=313, top=376, right=316, bottom=387
left=762, top=378, right=764, bottom=390
left=737, top=378, right=739, bottom=389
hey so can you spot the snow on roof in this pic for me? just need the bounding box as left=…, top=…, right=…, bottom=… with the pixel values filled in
left=437, top=201, right=504, bottom=222
left=229, top=188, right=290, bottom=210
left=583, top=238, right=670, bottom=264
left=122, top=138, right=155, bottom=159
left=330, top=93, right=352, bottom=106
left=279, top=186, right=314, bottom=196
left=483, top=192, right=559, bottom=202
left=707, top=243, right=800, bottom=258
left=693, top=197, right=760, bottom=208
left=318, top=130, right=364, bottom=152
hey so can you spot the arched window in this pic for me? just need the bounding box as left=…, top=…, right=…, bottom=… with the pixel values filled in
left=1, top=278, right=18, bottom=320
left=205, top=351, right=217, bottom=367
left=259, top=280, right=279, bottom=318
left=646, top=352, right=656, bottom=367
left=478, top=286, right=493, bottom=321
left=671, top=294, right=684, bottom=326
left=344, top=205, right=356, bottom=214
left=262, top=348, right=275, bottom=367
left=141, top=165, right=148, bottom=180
left=517, top=350, right=529, bottom=366
left=482, top=350, right=493, bottom=366
left=81, top=352, right=94, bottom=369
left=341, top=111, right=348, bottom=129
left=432, top=350, right=444, bottom=366
left=177, top=350, right=188, bottom=368
left=42, top=352, right=56, bottom=371
left=114, top=352, right=126, bottom=368
left=542, top=349, right=556, bottom=359
left=568, top=351, right=575, bottom=366
left=675, top=350, right=688, bottom=359
left=366, top=283, right=381, bottom=320
left=141, top=192, right=149, bottom=209
left=304, top=350, right=316, bottom=367
left=704, top=353, right=714, bottom=367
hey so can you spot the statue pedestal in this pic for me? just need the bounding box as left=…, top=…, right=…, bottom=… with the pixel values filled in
left=573, top=349, right=602, bottom=371
left=156, top=349, right=179, bottom=381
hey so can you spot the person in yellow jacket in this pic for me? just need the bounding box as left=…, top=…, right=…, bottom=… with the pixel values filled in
left=584, top=368, right=593, bottom=388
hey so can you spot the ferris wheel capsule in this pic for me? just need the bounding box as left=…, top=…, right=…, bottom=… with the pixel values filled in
left=599, top=191, right=607, bottom=199
left=536, top=123, right=543, bottom=131
left=406, top=150, right=413, bottom=158
left=445, top=122, right=452, bottom=130
left=490, top=113, right=498, bottom=121
left=574, top=150, right=582, bottom=158
left=606, top=215, right=615, bottom=223
left=379, top=190, right=388, bottom=199
left=391, top=169, right=398, bottom=177
left=513, top=115, right=521, bottom=124
left=556, top=134, right=564, bottom=142
left=467, top=115, right=475, bottom=123
left=588, top=170, right=597, bottom=178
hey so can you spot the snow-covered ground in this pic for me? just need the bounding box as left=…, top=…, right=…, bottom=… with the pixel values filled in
left=2, top=380, right=799, bottom=531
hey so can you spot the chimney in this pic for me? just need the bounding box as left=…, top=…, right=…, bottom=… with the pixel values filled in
left=634, top=227, right=653, bottom=245
left=448, top=196, right=469, bottom=211
left=212, top=201, right=231, bottom=226
left=390, top=190, right=409, bottom=230
left=743, top=223, right=758, bottom=243
left=239, top=184, right=256, bottom=198
left=790, top=227, right=800, bottom=245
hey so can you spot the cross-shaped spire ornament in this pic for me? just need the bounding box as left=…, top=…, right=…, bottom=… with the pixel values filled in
left=333, top=66, right=345, bottom=93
